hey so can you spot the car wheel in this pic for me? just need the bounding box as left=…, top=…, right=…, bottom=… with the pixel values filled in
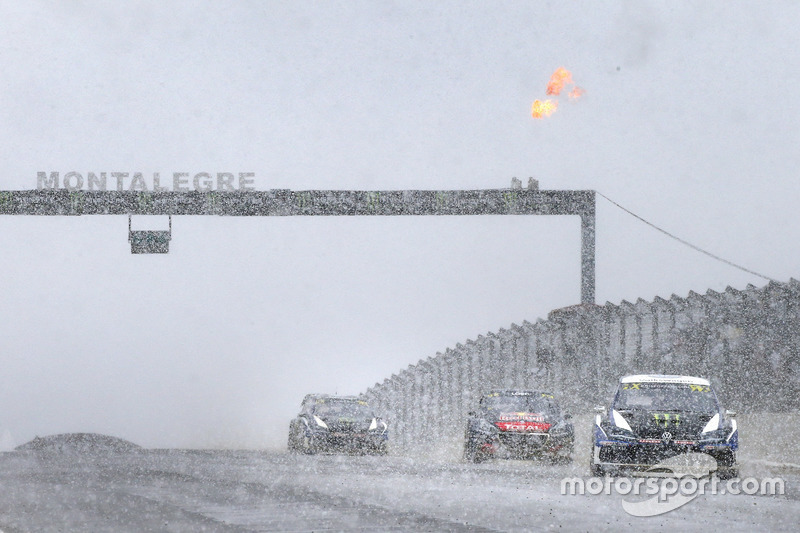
left=467, top=448, right=486, bottom=464
left=464, top=443, right=481, bottom=463
left=373, top=445, right=388, bottom=456
left=302, top=435, right=317, bottom=455
left=717, top=466, right=739, bottom=480
left=589, top=443, right=603, bottom=476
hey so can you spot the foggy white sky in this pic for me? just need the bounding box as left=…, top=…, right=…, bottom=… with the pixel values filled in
left=1, top=1, right=799, bottom=449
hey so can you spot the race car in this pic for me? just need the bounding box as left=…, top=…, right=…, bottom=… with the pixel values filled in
left=590, top=374, right=739, bottom=478
left=463, top=389, right=574, bottom=463
left=287, top=394, right=388, bottom=455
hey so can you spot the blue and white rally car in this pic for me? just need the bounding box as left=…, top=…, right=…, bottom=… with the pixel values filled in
left=591, top=375, right=738, bottom=478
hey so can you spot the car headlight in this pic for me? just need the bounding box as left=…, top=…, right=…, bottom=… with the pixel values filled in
left=313, top=415, right=328, bottom=429
left=702, top=413, right=720, bottom=434
left=369, top=418, right=388, bottom=434
left=611, top=409, right=632, bottom=432
left=603, top=410, right=637, bottom=441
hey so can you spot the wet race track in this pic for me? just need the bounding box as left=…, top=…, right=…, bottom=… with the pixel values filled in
left=0, top=446, right=798, bottom=533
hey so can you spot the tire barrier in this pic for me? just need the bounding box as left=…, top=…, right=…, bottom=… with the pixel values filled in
left=362, top=280, right=800, bottom=453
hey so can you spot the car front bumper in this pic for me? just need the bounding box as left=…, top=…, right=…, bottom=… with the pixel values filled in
left=310, top=431, right=388, bottom=452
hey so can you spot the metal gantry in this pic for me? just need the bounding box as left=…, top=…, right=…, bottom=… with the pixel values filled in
left=0, top=187, right=596, bottom=303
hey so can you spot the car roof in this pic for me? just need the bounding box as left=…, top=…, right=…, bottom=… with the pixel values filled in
left=304, top=394, right=364, bottom=402
left=619, top=374, right=710, bottom=386
left=485, top=389, right=554, bottom=397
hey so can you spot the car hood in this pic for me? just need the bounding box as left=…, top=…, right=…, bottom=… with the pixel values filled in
left=614, top=409, right=715, bottom=439
left=318, top=416, right=373, bottom=432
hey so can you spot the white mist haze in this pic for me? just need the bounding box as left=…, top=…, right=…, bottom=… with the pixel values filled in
left=1, top=1, right=799, bottom=449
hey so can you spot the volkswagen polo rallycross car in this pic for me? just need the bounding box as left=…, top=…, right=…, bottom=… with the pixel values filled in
left=464, top=390, right=574, bottom=463
left=591, top=375, right=738, bottom=478
left=287, top=394, right=388, bottom=455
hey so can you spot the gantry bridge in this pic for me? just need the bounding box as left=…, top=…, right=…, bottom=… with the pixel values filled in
left=0, top=185, right=596, bottom=303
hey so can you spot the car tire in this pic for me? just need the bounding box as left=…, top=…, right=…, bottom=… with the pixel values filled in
left=464, top=443, right=484, bottom=464
left=374, top=446, right=388, bottom=456
left=302, top=435, right=317, bottom=455
left=287, top=425, right=300, bottom=453
left=717, top=466, right=739, bottom=480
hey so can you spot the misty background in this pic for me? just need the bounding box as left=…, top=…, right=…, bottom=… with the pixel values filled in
left=1, top=1, right=798, bottom=449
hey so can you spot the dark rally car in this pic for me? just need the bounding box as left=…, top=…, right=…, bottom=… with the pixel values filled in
left=464, top=390, right=574, bottom=463
left=287, top=394, right=388, bottom=455
left=591, top=374, right=739, bottom=478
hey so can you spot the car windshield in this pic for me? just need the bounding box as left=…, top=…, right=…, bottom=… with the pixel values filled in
left=313, top=399, right=374, bottom=419
left=613, top=382, right=719, bottom=412
left=480, top=393, right=561, bottom=416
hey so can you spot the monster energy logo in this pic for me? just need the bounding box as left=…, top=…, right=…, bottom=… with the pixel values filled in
left=653, top=413, right=681, bottom=427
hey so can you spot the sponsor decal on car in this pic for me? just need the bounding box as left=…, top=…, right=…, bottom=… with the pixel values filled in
left=495, top=421, right=552, bottom=432
left=653, top=413, right=681, bottom=427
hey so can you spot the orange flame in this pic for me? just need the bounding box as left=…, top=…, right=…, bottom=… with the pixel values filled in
left=531, top=67, right=584, bottom=120
left=546, top=67, right=572, bottom=96
left=568, top=86, right=585, bottom=100
left=531, top=99, right=558, bottom=119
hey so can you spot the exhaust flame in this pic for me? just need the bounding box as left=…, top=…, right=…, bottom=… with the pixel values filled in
left=532, top=67, right=584, bottom=119
left=531, top=99, right=558, bottom=119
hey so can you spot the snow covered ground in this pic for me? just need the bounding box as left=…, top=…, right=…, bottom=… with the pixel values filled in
left=0, top=428, right=797, bottom=532
left=0, top=412, right=795, bottom=531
